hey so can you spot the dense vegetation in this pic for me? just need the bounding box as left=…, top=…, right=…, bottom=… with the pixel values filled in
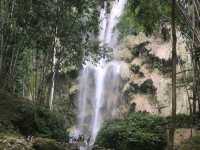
left=95, top=113, right=167, bottom=150
left=118, top=0, right=171, bottom=37
left=0, top=90, right=66, bottom=140
left=0, top=0, right=200, bottom=150
left=0, top=0, right=99, bottom=109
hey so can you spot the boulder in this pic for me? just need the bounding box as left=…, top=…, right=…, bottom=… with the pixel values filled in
left=119, top=62, right=131, bottom=81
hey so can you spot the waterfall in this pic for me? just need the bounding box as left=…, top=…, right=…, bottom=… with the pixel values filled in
left=75, top=0, right=127, bottom=146
left=99, top=0, right=128, bottom=47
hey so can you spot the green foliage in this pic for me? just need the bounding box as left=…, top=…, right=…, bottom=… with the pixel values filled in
left=95, top=113, right=167, bottom=150
left=14, top=105, right=66, bottom=140
left=127, top=82, right=140, bottom=94
left=130, top=41, right=150, bottom=58
left=0, top=0, right=99, bottom=100
left=0, top=89, right=67, bottom=140
left=144, top=54, right=172, bottom=74
left=126, top=79, right=156, bottom=96
left=130, top=43, right=172, bottom=74
left=140, top=79, right=157, bottom=94
left=118, top=0, right=171, bottom=37
left=166, top=114, right=193, bottom=128
left=130, top=64, right=140, bottom=73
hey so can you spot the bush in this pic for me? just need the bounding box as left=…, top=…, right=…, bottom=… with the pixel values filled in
left=166, top=114, right=193, bottom=128
left=130, top=64, right=140, bottom=73
left=95, top=113, right=167, bottom=150
left=140, top=79, right=156, bottom=94
left=0, top=90, right=67, bottom=140
left=13, top=105, right=66, bottom=140
left=129, top=82, right=140, bottom=93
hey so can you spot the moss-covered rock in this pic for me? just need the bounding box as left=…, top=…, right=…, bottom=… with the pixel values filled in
left=124, top=79, right=156, bottom=98
left=0, top=134, right=72, bottom=150
left=0, top=134, right=33, bottom=150
left=129, top=82, right=140, bottom=93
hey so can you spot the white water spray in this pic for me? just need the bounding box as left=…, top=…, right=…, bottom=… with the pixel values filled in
left=76, top=0, right=127, bottom=146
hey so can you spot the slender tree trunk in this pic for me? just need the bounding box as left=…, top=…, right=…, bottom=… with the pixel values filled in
left=0, top=0, right=5, bottom=75
left=49, top=0, right=59, bottom=111
left=168, top=0, right=177, bottom=150
left=192, top=0, right=197, bottom=115
left=49, top=38, right=57, bottom=111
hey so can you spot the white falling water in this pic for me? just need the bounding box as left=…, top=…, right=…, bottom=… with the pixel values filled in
left=76, top=0, right=127, bottom=146
left=99, top=0, right=128, bottom=47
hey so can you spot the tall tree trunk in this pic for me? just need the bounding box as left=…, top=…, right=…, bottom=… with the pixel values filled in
left=168, top=0, right=177, bottom=149
left=49, top=38, right=57, bottom=111
left=49, top=0, right=59, bottom=111
left=192, top=0, right=197, bottom=115
left=0, top=0, right=5, bottom=75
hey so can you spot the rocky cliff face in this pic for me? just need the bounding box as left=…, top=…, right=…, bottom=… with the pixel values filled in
left=116, top=32, right=191, bottom=116
left=70, top=32, right=191, bottom=121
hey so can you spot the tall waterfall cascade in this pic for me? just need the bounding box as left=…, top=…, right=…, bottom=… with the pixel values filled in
left=74, top=0, right=128, bottom=146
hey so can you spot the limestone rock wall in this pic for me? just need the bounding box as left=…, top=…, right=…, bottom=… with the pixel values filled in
left=116, top=32, right=191, bottom=116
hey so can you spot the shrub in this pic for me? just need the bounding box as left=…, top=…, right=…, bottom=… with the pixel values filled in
left=0, top=90, right=67, bottom=140
left=130, top=64, right=140, bottom=73
left=13, top=105, right=66, bottom=140
left=95, top=113, right=167, bottom=150
left=140, top=79, right=156, bottom=94
left=166, top=114, right=193, bottom=128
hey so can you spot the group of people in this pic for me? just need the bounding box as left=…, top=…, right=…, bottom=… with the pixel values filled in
left=69, top=134, right=91, bottom=146
left=26, top=135, right=33, bottom=142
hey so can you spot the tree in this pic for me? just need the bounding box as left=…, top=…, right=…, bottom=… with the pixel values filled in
left=0, top=0, right=99, bottom=110
left=118, top=0, right=171, bottom=37
left=176, top=0, right=200, bottom=116
left=168, top=0, right=177, bottom=149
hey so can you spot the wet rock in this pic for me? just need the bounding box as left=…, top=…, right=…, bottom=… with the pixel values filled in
left=119, top=62, right=131, bottom=81
left=69, top=83, right=78, bottom=96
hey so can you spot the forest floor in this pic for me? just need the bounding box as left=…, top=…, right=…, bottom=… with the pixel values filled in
left=174, top=129, right=200, bottom=150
